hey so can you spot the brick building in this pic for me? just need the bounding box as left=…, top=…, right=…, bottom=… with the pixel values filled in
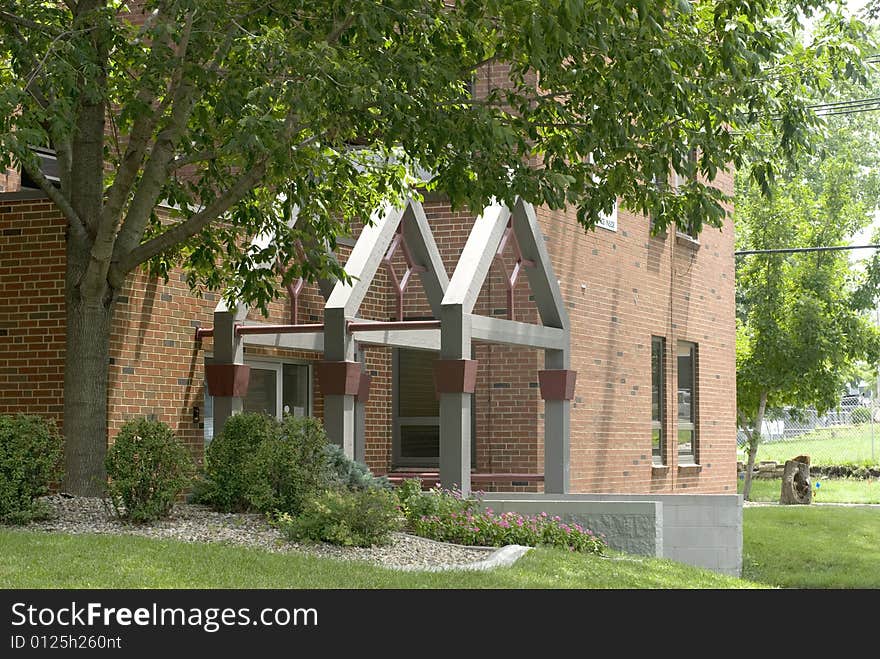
left=0, top=160, right=740, bottom=572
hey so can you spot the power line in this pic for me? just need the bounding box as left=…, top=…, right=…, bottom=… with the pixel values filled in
left=735, top=244, right=880, bottom=256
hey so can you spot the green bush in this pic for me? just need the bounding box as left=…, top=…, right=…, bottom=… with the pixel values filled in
left=105, top=418, right=195, bottom=523
left=243, top=415, right=330, bottom=514
left=396, top=478, right=478, bottom=526
left=851, top=406, right=872, bottom=425
left=274, top=488, right=402, bottom=547
left=324, top=443, right=391, bottom=491
left=0, top=414, right=63, bottom=524
left=202, top=413, right=278, bottom=511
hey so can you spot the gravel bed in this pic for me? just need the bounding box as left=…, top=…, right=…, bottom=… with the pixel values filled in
left=21, top=496, right=497, bottom=571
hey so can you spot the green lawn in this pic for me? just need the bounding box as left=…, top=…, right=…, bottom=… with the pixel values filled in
left=738, top=477, right=880, bottom=503
left=743, top=506, right=880, bottom=588
left=749, top=425, right=880, bottom=466
left=0, top=528, right=754, bottom=589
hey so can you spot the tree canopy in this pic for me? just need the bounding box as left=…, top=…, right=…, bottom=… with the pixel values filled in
left=735, top=65, right=880, bottom=497
left=0, top=0, right=872, bottom=310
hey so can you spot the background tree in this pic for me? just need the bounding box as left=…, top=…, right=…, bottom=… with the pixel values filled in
left=736, top=91, right=880, bottom=500
left=0, top=0, right=871, bottom=495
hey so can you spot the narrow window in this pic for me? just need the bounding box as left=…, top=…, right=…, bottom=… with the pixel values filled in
left=677, top=341, right=698, bottom=463
left=673, top=149, right=700, bottom=239
left=651, top=336, right=665, bottom=464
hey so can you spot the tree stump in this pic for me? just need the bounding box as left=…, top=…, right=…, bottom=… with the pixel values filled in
left=780, top=456, right=812, bottom=505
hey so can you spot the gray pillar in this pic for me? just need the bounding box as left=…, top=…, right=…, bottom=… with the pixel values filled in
left=354, top=343, right=367, bottom=463
left=323, top=307, right=356, bottom=458
left=544, top=348, right=571, bottom=494
left=439, top=305, right=472, bottom=495
left=354, top=400, right=366, bottom=464
left=325, top=394, right=356, bottom=457
left=212, top=310, right=244, bottom=436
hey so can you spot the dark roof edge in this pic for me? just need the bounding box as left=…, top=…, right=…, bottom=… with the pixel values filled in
left=0, top=188, right=49, bottom=201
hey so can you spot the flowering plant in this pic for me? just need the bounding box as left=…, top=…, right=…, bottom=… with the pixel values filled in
left=396, top=479, right=606, bottom=554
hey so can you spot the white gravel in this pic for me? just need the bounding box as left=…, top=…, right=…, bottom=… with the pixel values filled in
left=21, top=496, right=507, bottom=571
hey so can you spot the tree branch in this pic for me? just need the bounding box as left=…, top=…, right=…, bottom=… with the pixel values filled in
left=101, top=88, right=159, bottom=223
left=108, top=158, right=269, bottom=285
left=0, top=10, right=62, bottom=36
left=109, top=12, right=203, bottom=268
left=16, top=151, right=89, bottom=239
left=326, top=12, right=355, bottom=45
left=169, top=149, right=217, bottom=171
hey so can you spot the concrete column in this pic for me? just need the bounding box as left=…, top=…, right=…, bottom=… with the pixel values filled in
left=325, top=395, right=355, bottom=457
left=353, top=343, right=367, bottom=464
left=439, top=305, right=472, bottom=494
left=543, top=348, right=572, bottom=494
left=323, top=307, right=356, bottom=458
left=212, top=310, right=245, bottom=436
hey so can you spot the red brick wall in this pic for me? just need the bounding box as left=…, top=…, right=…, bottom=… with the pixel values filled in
left=0, top=198, right=66, bottom=422
left=539, top=170, right=737, bottom=494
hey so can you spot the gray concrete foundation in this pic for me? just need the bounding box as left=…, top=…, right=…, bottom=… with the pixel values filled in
left=481, top=493, right=743, bottom=576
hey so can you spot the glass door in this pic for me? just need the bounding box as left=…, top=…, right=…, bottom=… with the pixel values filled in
left=243, top=361, right=282, bottom=418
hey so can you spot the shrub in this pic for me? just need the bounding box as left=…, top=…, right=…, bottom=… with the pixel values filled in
left=274, top=488, right=402, bottom=547
left=324, top=443, right=391, bottom=491
left=396, top=479, right=478, bottom=525
left=851, top=406, right=871, bottom=425
left=105, top=418, right=194, bottom=523
left=243, top=415, right=330, bottom=514
left=202, top=413, right=278, bottom=511
left=0, top=414, right=63, bottom=524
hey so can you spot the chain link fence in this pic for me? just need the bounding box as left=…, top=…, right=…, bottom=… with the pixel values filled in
left=737, top=401, right=880, bottom=467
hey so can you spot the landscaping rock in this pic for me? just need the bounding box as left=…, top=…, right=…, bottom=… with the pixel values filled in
left=23, top=496, right=497, bottom=571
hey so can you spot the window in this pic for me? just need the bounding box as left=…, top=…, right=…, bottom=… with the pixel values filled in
left=203, top=358, right=311, bottom=444
left=676, top=341, right=697, bottom=463
left=392, top=347, right=477, bottom=468
left=588, top=152, right=618, bottom=232
left=394, top=349, right=440, bottom=466
left=648, top=174, right=667, bottom=236
left=672, top=148, right=700, bottom=239
left=651, top=336, right=665, bottom=465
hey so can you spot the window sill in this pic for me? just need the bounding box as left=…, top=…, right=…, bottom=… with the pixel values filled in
left=651, top=464, right=670, bottom=474
left=677, top=462, right=702, bottom=472
left=675, top=232, right=700, bottom=250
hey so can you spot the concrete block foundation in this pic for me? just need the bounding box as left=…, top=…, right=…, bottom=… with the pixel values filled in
left=481, top=493, right=743, bottom=576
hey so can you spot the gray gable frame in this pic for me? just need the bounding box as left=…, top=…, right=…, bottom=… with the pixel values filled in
left=321, top=199, right=449, bottom=458
left=438, top=198, right=572, bottom=495
left=201, top=196, right=574, bottom=496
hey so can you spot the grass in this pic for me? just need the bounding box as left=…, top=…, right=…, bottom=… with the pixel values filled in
left=746, top=424, right=880, bottom=467
left=743, top=506, right=880, bottom=588
left=738, top=477, right=880, bottom=503
left=0, top=528, right=756, bottom=589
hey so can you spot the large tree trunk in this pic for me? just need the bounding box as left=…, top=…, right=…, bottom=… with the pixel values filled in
left=741, top=391, right=768, bottom=502
left=62, top=236, right=114, bottom=496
